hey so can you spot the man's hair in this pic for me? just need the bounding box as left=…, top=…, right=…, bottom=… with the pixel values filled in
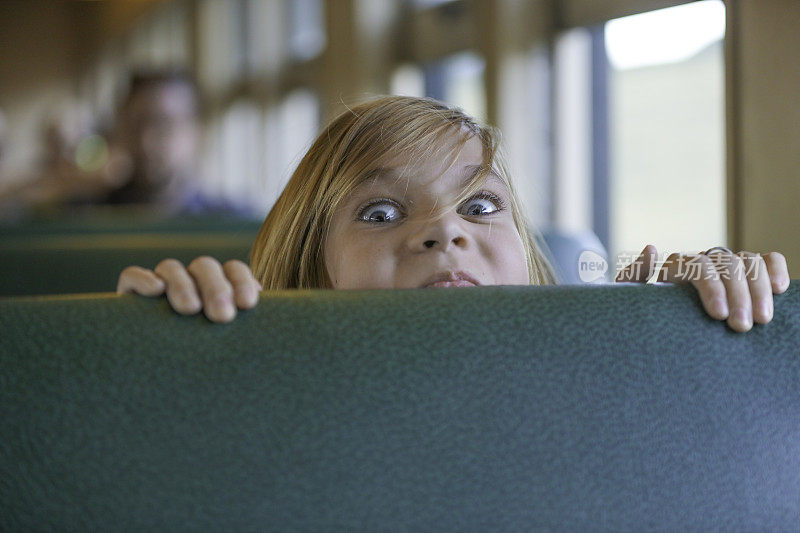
left=119, top=68, right=199, bottom=113
left=250, top=95, right=557, bottom=289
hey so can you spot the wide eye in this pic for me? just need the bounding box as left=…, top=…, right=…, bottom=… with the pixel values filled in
left=358, top=201, right=403, bottom=223
left=458, top=192, right=504, bottom=216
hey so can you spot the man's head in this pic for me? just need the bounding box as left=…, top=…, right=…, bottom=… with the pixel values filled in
left=117, top=70, right=200, bottom=188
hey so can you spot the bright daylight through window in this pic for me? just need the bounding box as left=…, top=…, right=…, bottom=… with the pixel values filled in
left=606, top=0, right=726, bottom=272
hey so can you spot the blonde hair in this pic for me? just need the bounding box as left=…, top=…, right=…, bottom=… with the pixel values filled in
left=250, top=95, right=557, bottom=289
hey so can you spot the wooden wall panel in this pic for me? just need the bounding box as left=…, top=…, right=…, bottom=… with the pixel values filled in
left=558, top=0, right=689, bottom=27
left=728, top=0, right=800, bottom=276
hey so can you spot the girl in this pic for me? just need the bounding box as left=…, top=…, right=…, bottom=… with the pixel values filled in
left=117, top=96, right=790, bottom=332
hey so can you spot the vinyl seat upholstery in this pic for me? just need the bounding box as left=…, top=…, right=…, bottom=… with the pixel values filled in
left=1, top=282, right=799, bottom=530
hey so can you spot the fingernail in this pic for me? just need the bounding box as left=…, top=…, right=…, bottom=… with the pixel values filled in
left=180, top=295, right=202, bottom=313
left=245, top=285, right=259, bottom=305
left=713, top=297, right=729, bottom=317
left=758, top=301, right=772, bottom=322
left=214, top=295, right=235, bottom=319
left=734, top=307, right=752, bottom=329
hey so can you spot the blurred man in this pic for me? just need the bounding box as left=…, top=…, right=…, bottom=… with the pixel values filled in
left=105, top=69, right=242, bottom=214
left=0, top=69, right=252, bottom=218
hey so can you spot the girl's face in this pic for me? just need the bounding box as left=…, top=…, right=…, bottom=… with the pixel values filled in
left=324, top=135, right=530, bottom=289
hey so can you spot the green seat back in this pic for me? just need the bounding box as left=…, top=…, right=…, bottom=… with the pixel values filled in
left=2, top=282, right=799, bottom=530
left=0, top=233, right=254, bottom=296
left=0, top=210, right=262, bottom=236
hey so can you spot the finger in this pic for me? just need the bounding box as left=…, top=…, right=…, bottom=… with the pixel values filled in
left=116, top=266, right=166, bottom=296
left=187, top=256, right=236, bottom=323
left=154, top=258, right=202, bottom=316
left=222, top=260, right=261, bottom=309
left=763, top=251, right=790, bottom=294
left=707, top=252, right=753, bottom=332
left=658, top=253, right=730, bottom=321
left=740, top=252, right=773, bottom=324
left=615, top=244, right=658, bottom=282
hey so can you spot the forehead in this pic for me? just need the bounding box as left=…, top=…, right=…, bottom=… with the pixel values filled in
left=358, top=134, right=491, bottom=189
left=357, top=165, right=506, bottom=194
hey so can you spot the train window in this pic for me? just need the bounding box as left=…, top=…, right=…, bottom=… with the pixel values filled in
left=197, top=0, right=245, bottom=93
left=423, top=51, right=486, bottom=122
left=202, top=89, right=319, bottom=216
left=605, top=0, right=726, bottom=269
left=390, top=64, right=425, bottom=98
left=287, top=0, right=325, bottom=61
left=410, top=0, right=458, bottom=9
left=202, top=101, right=261, bottom=208
left=553, top=26, right=596, bottom=239
left=248, top=0, right=325, bottom=68
left=260, top=89, right=320, bottom=214
left=126, top=2, right=189, bottom=68
left=246, top=0, right=286, bottom=75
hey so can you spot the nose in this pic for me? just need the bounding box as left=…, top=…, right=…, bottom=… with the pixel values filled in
left=406, top=213, right=469, bottom=253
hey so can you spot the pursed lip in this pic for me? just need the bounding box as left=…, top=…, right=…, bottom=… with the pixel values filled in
left=420, top=270, right=481, bottom=288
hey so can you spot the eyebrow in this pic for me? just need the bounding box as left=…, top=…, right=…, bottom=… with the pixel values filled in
left=461, top=165, right=506, bottom=189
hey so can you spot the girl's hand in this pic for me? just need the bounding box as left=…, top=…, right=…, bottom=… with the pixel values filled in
left=615, top=244, right=790, bottom=333
left=116, top=257, right=262, bottom=323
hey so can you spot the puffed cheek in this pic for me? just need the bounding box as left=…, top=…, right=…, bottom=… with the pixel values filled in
left=491, top=245, right=529, bottom=285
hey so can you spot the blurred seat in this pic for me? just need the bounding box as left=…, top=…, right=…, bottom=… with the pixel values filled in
left=0, top=209, right=261, bottom=236
left=0, top=212, right=260, bottom=296
left=539, top=227, right=609, bottom=284
left=0, top=232, right=255, bottom=296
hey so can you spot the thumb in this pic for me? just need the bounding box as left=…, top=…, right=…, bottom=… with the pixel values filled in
left=615, top=244, right=658, bottom=283
left=116, top=266, right=166, bottom=296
